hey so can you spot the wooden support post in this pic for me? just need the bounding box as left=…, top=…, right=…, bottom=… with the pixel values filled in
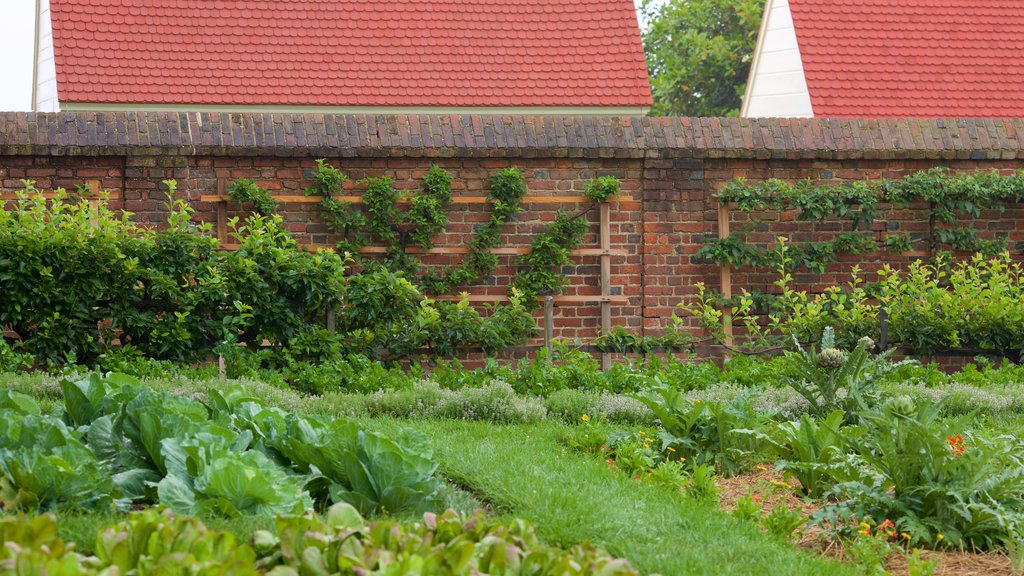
left=544, top=296, right=554, bottom=352
left=599, top=202, right=612, bottom=370
left=215, top=179, right=227, bottom=244
left=718, top=202, right=733, bottom=348
left=879, top=307, right=889, bottom=350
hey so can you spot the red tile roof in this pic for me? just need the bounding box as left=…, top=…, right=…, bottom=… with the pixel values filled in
left=789, top=0, right=1024, bottom=117
left=50, top=0, right=652, bottom=109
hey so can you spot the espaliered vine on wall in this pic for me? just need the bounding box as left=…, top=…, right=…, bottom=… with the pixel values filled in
left=509, top=177, right=622, bottom=305
left=697, top=168, right=1024, bottom=273
left=228, top=161, right=622, bottom=305
left=420, top=167, right=529, bottom=294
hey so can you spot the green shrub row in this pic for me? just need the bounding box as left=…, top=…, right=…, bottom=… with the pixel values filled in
left=0, top=183, right=533, bottom=366
left=690, top=246, right=1024, bottom=355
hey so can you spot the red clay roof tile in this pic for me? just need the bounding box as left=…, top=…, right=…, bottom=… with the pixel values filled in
left=50, top=0, right=652, bottom=108
left=789, top=0, right=1024, bottom=117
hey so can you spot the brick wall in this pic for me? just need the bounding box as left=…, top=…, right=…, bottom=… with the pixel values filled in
left=4, top=113, right=1024, bottom=351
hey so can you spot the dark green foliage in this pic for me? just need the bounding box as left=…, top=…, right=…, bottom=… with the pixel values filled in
left=642, top=0, right=765, bottom=116
left=583, top=176, right=621, bottom=203
left=226, top=178, right=278, bottom=216
left=0, top=180, right=538, bottom=367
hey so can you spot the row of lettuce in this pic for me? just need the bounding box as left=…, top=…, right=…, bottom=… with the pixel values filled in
left=1, top=506, right=640, bottom=576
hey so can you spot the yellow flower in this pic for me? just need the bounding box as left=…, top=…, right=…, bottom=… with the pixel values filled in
left=581, top=414, right=590, bottom=422
left=857, top=522, right=872, bottom=536
left=937, top=534, right=944, bottom=542
left=756, top=465, right=769, bottom=472
left=901, top=533, right=911, bottom=540
left=667, top=447, right=676, bottom=453
left=693, top=398, right=702, bottom=404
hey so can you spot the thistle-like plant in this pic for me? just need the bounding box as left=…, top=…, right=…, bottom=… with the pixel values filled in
left=781, top=327, right=913, bottom=419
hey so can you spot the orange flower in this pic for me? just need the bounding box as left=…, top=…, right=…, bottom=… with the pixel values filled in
left=946, top=434, right=965, bottom=457
left=878, top=519, right=896, bottom=537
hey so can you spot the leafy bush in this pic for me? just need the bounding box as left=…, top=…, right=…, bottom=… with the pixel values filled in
left=816, top=397, right=1024, bottom=550
left=0, top=338, right=32, bottom=372
left=634, top=384, right=769, bottom=476
left=780, top=327, right=911, bottom=418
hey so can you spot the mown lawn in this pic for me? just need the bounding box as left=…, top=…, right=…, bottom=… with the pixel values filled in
left=364, top=418, right=857, bottom=576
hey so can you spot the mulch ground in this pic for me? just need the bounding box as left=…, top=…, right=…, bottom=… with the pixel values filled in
left=717, top=469, right=1015, bottom=576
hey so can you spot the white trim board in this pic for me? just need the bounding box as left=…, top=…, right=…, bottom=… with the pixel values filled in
left=740, top=0, right=813, bottom=118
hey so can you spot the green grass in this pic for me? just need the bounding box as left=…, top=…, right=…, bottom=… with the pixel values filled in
left=362, top=418, right=857, bottom=576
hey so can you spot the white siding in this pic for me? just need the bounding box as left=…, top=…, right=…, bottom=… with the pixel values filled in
left=34, top=0, right=59, bottom=112
left=740, top=0, right=813, bottom=118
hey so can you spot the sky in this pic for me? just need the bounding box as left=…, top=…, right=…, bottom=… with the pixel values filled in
left=0, top=0, right=653, bottom=112
left=0, top=0, right=35, bottom=111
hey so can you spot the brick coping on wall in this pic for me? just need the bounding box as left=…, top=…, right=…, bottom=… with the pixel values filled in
left=3, top=113, right=1024, bottom=160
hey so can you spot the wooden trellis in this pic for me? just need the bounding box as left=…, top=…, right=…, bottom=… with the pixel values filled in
left=203, top=179, right=629, bottom=367
left=0, top=179, right=104, bottom=203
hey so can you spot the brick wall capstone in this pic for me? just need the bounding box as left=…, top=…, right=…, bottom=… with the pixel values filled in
left=4, top=113, right=1024, bottom=160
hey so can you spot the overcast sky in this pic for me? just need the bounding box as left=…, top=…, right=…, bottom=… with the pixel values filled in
left=0, top=0, right=651, bottom=112
left=0, top=0, right=34, bottom=111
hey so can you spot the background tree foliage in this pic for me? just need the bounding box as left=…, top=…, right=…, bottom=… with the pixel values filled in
left=641, top=0, right=765, bottom=117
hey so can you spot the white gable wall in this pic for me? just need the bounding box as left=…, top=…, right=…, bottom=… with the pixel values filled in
left=33, top=0, right=59, bottom=112
left=740, top=0, right=813, bottom=118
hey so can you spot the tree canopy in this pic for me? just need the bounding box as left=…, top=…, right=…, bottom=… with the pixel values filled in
left=641, top=0, right=765, bottom=117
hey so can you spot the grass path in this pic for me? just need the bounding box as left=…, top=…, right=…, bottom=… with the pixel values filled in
left=364, top=418, right=857, bottom=576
